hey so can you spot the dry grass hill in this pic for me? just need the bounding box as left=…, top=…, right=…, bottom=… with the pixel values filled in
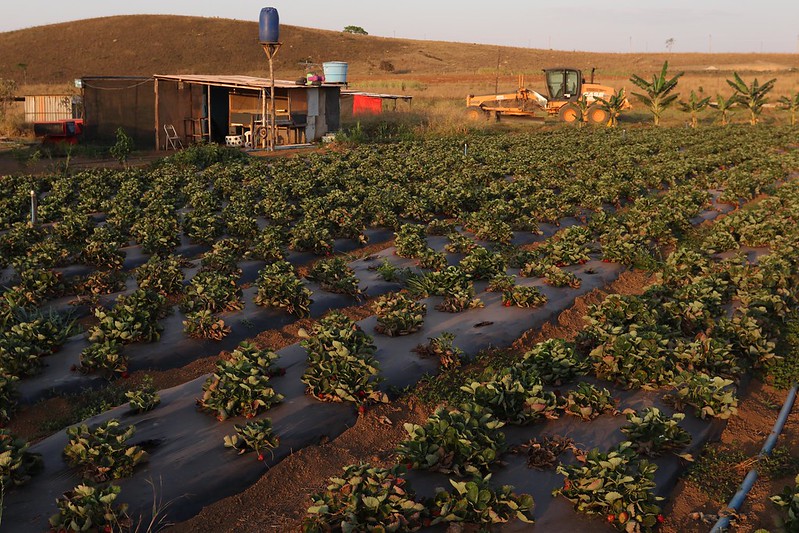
left=2, top=14, right=798, bottom=101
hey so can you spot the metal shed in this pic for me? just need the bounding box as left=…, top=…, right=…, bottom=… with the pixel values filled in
left=153, top=74, right=341, bottom=150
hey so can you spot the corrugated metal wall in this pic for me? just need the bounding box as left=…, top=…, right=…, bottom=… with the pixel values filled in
left=23, top=95, right=77, bottom=122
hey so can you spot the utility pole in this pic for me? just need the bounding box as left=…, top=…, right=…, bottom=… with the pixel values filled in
left=629, top=36, right=632, bottom=53
left=708, top=34, right=712, bottom=54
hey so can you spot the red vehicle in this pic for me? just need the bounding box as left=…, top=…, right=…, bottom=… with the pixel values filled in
left=33, top=119, right=84, bottom=144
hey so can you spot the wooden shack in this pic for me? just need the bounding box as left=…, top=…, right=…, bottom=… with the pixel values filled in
left=153, top=74, right=341, bottom=150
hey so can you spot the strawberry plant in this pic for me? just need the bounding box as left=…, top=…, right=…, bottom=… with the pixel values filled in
left=431, top=473, right=534, bottom=528
left=0, top=429, right=42, bottom=488
left=501, top=285, right=547, bottom=308
left=81, top=226, right=126, bottom=271
left=370, top=257, right=412, bottom=283
left=49, top=483, right=130, bottom=533
left=553, top=441, right=663, bottom=532
left=223, top=418, right=280, bottom=460
left=77, top=268, right=128, bottom=297
left=306, top=257, right=364, bottom=299
left=414, top=332, right=464, bottom=369
left=198, top=342, right=284, bottom=421
left=182, top=201, right=223, bottom=244
left=200, top=238, right=245, bottom=275
left=251, top=225, right=287, bottom=262
left=374, top=292, right=427, bottom=336
left=620, top=407, right=691, bottom=457
left=394, top=223, right=428, bottom=258
left=444, top=232, right=477, bottom=254
left=130, top=213, right=181, bottom=255
left=290, top=216, right=334, bottom=256
left=254, top=260, right=313, bottom=318
left=770, top=474, right=799, bottom=531
left=564, top=382, right=617, bottom=420
left=465, top=211, right=513, bottom=244
left=522, top=339, right=589, bottom=385
left=125, top=376, right=160, bottom=413
left=135, top=254, right=185, bottom=295
left=486, top=273, right=515, bottom=293
left=89, top=289, right=166, bottom=344
left=180, top=269, right=243, bottom=314
left=183, top=310, right=231, bottom=340
left=63, top=419, right=147, bottom=482
left=1, top=314, right=75, bottom=377
left=462, top=366, right=562, bottom=424
left=303, top=464, right=427, bottom=533
left=426, top=219, right=456, bottom=236
left=459, top=247, right=506, bottom=280
left=667, top=372, right=738, bottom=420
left=416, top=248, right=448, bottom=271
left=78, top=340, right=127, bottom=377
left=300, top=313, right=387, bottom=404
left=397, top=403, right=505, bottom=475
left=0, top=373, right=18, bottom=424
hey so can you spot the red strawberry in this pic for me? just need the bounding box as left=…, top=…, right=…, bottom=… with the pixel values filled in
left=657, top=514, right=665, bottom=523
left=358, top=405, right=366, bottom=416
left=503, top=301, right=511, bottom=307
left=422, top=518, right=431, bottom=527
left=121, top=371, right=129, bottom=379
left=257, top=454, right=264, bottom=461
left=607, top=514, right=615, bottom=523
left=602, top=259, right=611, bottom=263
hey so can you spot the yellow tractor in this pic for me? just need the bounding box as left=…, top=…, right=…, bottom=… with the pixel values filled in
left=466, top=67, right=629, bottom=124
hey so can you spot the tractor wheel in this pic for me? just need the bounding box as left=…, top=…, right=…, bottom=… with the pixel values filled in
left=587, top=105, right=610, bottom=125
left=465, top=107, right=488, bottom=121
left=558, top=103, right=581, bottom=124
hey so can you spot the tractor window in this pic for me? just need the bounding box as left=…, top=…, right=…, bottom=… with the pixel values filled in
left=565, top=70, right=579, bottom=97
left=546, top=70, right=565, bottom=100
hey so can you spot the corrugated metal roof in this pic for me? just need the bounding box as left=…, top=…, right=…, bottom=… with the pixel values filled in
left=341, top=90, right=413, bottom=100
left=154, top=74, right=340, bottom=90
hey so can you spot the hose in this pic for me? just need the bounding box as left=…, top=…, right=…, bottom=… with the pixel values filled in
left=709, top=383, right=798, bottom=533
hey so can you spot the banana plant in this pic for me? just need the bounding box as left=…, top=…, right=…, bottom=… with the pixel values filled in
left=679, top=90, right=711, bottom=128
left=778, top=92, right=799, bottom=126
left=595, top=88, right=627, bottom=127
left=629, top=61, right=684, bottom=126
left=726, top=72, right=776, bottom=125
left=712, top=93, right=736, bottom=126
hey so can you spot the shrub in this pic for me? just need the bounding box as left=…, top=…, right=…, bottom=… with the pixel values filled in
left=198, top=342, right=284, bottom=421
left=397, top=403, right=505, bottom=475
left=303, top=464, right=427, bottom=532
left=63, top=419, right=147, bottom=482
left=374, top=293, right=427, bottom=336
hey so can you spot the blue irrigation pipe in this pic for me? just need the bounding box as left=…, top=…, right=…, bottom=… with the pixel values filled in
left=710, top=383, right=798, bottom=533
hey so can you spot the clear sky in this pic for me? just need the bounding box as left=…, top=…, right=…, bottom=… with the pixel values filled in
left=3, top=0, right=799, bottom=54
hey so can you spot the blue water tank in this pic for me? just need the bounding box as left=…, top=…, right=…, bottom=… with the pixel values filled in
left=259, top=7, right=280, bottom=43
left=323, top=62, right=349, bottom=84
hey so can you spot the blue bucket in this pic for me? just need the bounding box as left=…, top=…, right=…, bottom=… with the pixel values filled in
left=323, top=62, right=348, bottom=84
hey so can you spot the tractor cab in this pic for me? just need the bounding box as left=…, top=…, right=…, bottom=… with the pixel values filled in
left=544, top=68, right=584, bottom=102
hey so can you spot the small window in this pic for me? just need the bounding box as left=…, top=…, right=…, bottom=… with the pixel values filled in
left=546, top=70, right=565, bottom=100
left=565, top=70, right=579, bottom=97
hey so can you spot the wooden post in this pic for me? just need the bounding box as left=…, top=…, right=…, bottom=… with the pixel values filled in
left=261, top=42, right=282, bottom=151
left=154, top=78, right=160, bottom=150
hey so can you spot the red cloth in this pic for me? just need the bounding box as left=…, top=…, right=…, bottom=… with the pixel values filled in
left=352, top=95, right=382, bottom=115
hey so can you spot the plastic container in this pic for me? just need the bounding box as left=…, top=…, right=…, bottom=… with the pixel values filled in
left=259, top=7, right=280, bottom=43
left=322, top=62, right=348, bottom=84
